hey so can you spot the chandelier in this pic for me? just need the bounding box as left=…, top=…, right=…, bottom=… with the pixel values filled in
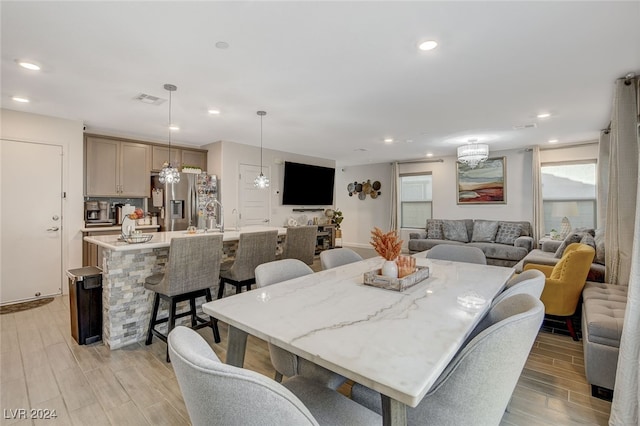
left=254, top=110, right=270, bottom=188
left=457, top=141, right=489, bottom=169
left=159, top=83, right=180, bottom=184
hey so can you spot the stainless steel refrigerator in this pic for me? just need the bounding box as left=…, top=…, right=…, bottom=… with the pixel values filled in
left=150, top=172, right=218, bottom=231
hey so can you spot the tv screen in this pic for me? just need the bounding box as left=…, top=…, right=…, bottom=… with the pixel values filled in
left=282, top=161, right=335, bottom=205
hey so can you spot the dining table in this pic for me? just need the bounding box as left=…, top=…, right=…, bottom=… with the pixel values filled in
left=202, top=253, right=514, bottom=426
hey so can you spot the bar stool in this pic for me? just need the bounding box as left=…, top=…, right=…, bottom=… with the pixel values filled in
left=218, top=230, right=278, bottom=298
left=145, top=234, right=223, bottom=362
left=282, top=225, right=318, bottom=265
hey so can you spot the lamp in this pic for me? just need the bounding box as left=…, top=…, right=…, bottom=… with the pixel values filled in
left=158, top=83, right=180, bottom=184
left=457, top=141, right=489, bottom=169
left=254, top=110, right=269, bottom=188
left=552, top=202, right=579, bottom=238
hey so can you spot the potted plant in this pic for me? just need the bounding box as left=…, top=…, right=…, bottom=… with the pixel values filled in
left=325, top=208, right=343, bottom=233
left=370, top=227, right=403, bottom=278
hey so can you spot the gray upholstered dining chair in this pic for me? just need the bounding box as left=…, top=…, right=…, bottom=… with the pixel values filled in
left=492, top=269, right=546, bottom=307
left=351, top=293, right=544, bottom=425
left=254, top=259, right=347, bottom=389
left=168, top=326, right=381, bottom=426
left=282, top=225, right=318, bottom=265
left=425, top=244, right=487, bottom=265
left=144, top=234, right=223, bottom=361
left=320, top=247, right=363, bottom=270
left=218, top=230, right=278, bottom=298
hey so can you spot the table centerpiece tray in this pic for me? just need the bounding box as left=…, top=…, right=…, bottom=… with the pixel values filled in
left=363, top=265, right=429, bottom=292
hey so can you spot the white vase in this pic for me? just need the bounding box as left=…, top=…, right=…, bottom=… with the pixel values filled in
left=381, top=260, right=398, bottom=278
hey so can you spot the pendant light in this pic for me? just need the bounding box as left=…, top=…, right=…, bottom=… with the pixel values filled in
left=159, top=83, right=180, bottom=184
left=457, top=139, right=489, bottom=169
left=254, top=110, right=270, bottom=188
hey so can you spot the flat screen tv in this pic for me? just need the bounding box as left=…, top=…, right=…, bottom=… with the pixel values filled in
left=282, top=161, right=335, bottom=205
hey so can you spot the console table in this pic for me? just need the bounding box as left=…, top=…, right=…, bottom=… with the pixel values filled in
left=316, top=223, right=336, bottom=253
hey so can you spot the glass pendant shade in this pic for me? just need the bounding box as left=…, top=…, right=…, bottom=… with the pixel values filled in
left=254, top=173, right=270, bottom=188
left=159, top=164, right=181, bottom=184
left=254, top=110, right=269, bottom=188
left=457, top=143, right=489, bottom=169
left=160, top=83, right=180, bottom=184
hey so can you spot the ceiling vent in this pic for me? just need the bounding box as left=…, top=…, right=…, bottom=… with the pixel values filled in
left=133, top=93, right=166, bottom=105
left=513, top=123, right=537, bottom=130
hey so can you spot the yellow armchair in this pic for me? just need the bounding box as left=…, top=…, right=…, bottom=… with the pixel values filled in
left=524, top=243, right=595, bottom=340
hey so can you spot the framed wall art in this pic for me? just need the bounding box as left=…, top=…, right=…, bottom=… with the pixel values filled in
left=456, top=157, right=506, bottom=204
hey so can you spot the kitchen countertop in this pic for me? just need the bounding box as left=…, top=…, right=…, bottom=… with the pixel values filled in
left=83, top=226, right=287, bottom=251
left=80, top=225, right=160, bottom=232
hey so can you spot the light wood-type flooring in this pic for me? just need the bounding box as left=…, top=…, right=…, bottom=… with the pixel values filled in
left=0, top=250, right=611, bottom=425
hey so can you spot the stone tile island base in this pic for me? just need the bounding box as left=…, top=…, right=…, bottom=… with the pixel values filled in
left=100, top=238, right=284, bottom=349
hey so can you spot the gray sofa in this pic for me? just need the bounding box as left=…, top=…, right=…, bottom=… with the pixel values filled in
left=582, top=281, right=627, bottom=398
left=514, top=238, right=606, bottom=283
left=408, top=219, right=534, bottom=267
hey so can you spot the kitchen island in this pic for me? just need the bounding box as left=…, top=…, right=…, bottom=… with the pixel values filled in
left=83, top=226, right=287, bottom=349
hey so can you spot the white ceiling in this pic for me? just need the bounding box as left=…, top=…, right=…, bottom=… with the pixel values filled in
left=2, top=1, right=639, bottom=166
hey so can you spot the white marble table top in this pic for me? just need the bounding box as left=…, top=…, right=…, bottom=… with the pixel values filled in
left=203, top=255, right=514, bottom=408
left=83, top=226, right=287, bottom=252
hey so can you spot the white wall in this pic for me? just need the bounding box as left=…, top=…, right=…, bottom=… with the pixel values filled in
left=336, top=148, right=535, bottom=249
left=202, top=140, right=336, bottom=229
left=335, top=163, right=393, bottom=248
left=0, top=109, right=85, bottom=293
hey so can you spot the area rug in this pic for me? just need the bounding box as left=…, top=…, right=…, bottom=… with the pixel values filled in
left=0, top=297, right=54, bottom=315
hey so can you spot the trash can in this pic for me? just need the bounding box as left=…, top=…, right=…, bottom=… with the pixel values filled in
left=67, top=266, right=103, bottom=345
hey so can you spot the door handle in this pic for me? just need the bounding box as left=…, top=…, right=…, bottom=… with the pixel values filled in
left=46, top=226, right=60, bottom=231
left=263, top=219, right=270, bottom=223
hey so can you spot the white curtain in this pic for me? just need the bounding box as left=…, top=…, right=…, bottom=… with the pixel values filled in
left=598, top=130, right=611, bottom=229
left=609, top=76, right=640, bottom=424
left=389, top=161, right=399, bottom=231
left=604, top=77, right=639, bottom=286
left=531, top=146, right=543, bottom=244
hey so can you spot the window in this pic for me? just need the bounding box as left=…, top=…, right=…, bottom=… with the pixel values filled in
left=541, top=161, right=597, bottom=234
left=400, top=173, right=432, bottom=228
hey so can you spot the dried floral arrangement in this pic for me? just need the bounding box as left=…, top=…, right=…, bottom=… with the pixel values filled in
left=370, top=227, right=403, bottom=260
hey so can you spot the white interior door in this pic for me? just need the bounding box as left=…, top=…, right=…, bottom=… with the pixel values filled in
left=238, top=163, right=270, bottom=226
left=1, top=140, right=63, bottom=304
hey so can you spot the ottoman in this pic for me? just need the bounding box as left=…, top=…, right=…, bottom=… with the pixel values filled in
left=581, top=282, right=627, bottom=399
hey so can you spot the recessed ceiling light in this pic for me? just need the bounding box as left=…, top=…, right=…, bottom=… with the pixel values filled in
left=12, top=96, right=30, bottom=103
left=215, top=41, right=229, bottom=49
left=537, top=113, right=551, bottom=119
left=548, top=139, right=558, bottom=144
left=16, top=60, right=41, bottom=71
left=169, top=125, right=180, bottom=131
left=208, top=109, right=220, bottom=115
left=418, top=40, right=438, bottom=51
left=426, top=153, right=434, bottom=157
left=384, top=138, right=394, bottom=143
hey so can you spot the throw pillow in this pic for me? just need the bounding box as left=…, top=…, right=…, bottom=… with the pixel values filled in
left=471, top=220, right=500, bottom=242
left=426, top=219, right=444, bottom=240
left=580, top=233, right=596, bottom=250
left=495, top=222, right=523, bottom=245
left=572, top=227, right=596, bottom=237
left=554, top=233, right=584, bottom=258
left=594, top=228, right=606, bottom=265
left=442, top=220, right=469, bottom=243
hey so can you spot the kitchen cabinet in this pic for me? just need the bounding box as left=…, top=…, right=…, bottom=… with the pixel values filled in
left=181, top=149, right=207, bottom=171
left=152, top=146, right=207, bottom=172
left=85, top=136, right=151, bottom=197
left=151, top=146, right=181, bottom=171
